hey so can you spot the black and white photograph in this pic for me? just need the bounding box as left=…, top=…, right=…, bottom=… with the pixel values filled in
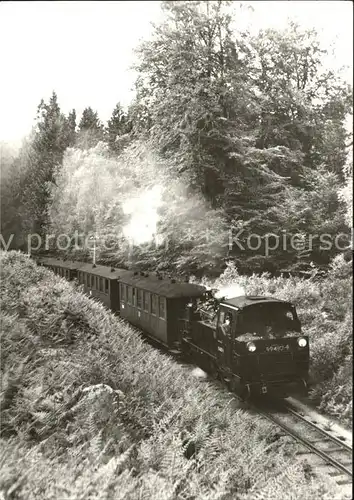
left=0, top=1, right=352, bottom=498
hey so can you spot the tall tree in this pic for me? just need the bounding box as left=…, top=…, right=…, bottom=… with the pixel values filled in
left=67, top=109, right=77, bottom=147
left=19, top=92, right=72, bottom=237
left=133, top=1, right=260, bottom=202
left=77, top=107, right=104, bottom=148
left=106, top=102, right=130, bottom=152
left=249, top=22, right=352, bottom=179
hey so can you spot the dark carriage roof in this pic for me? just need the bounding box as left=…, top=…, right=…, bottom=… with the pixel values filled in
left=40, top=258, right=131, bottom=280
left=38, top=257, right=206, bottom=298
left=77, top=262, right=133, bottom=280
left=119, top=273, right=207, bottom=299
left=221, top=295, right=293, bottom=310
left=39, top=257, right=81, bottom=270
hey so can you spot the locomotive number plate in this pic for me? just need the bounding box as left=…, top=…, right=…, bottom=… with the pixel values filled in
left=265, top=344, right=290, bottom=352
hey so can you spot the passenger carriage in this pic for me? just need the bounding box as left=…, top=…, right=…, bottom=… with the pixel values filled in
left=76, top=263, right=133, bottom=313
left=118, top=272, right=206, bottom=349
left=38, top=257, right=81, bottom=281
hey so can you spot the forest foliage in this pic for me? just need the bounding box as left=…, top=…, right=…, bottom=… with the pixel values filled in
left=1, top=1, right=352, bottom=276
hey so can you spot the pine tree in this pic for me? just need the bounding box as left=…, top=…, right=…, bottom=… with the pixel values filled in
left=20, top=92, right=71, bottom=237
left=107, top=102, right=129, bottom=152
left=77, top=107, right=104, bottom=148
left=67, top=109, right=77, bottom=147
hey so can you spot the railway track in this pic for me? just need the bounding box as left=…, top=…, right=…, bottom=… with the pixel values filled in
left=184, top=364, right=353, bottom=491
left=251, top=397, right=352, bottom=487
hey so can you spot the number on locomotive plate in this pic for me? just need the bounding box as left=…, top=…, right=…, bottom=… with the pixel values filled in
left=265, top=344, right=290, bottom=352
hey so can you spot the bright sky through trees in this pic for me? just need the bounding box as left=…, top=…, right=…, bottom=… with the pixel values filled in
left=0, top=0, right=352, bottom=145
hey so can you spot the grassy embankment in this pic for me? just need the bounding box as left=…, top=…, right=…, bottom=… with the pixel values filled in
left=0, top=251, right=347, bottom=499
left=199, top=258, right=353, bottom=428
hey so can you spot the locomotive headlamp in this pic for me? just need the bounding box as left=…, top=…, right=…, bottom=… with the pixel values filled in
left=297, top=337, right=307, bottom=347
left=247, top=342, right=257, bottom=352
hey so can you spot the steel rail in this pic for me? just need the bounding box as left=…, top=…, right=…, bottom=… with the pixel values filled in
left=252, top=402, right=352, bottom=480
left=283, top=403, right=352, bottom=452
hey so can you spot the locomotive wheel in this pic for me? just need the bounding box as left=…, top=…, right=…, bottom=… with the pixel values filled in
left=240, top=385, right=251, bottom=402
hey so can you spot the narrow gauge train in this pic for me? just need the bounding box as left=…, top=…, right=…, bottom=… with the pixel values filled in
left=36, top=257, right=309, bottom=399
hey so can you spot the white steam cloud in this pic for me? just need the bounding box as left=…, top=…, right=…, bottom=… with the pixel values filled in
left=122, top=185, right=163, bottom=245
left=214, top=284, right=246, bottom=300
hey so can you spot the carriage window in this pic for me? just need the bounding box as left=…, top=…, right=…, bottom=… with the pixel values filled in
left=120, top=283, right=125, bottom=300
left=159, top=297, right=166, bottom=320
left=99, top=277, right=103, bottom=292
left=105, top=279, right=109, bottom=294
left=90, top=275, right=93, bottom=288
left=151, top=294, right=157, bottom=315
left=127, top=286, right=132, bottom=304
left=132, top=288, right=136, bottom=306
left=137, top=289, right=142, bottom=309
left=143, top=291, right=149, bottom=312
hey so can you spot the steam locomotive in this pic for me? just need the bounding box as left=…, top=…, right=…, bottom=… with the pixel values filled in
left=36, top=257, right=309, bottom=399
